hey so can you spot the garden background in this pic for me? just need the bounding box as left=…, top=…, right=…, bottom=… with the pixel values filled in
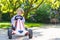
left=0, top=0, right=60, bottom=28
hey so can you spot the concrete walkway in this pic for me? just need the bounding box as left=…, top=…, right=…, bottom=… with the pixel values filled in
left=0, top=24, right=60, bottom=40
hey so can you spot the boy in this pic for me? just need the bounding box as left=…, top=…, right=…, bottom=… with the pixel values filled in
left=11, top=8, right=25, bottom=30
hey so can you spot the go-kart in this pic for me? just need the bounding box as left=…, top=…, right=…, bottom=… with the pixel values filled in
left=7, top=16, right=33, bottom=39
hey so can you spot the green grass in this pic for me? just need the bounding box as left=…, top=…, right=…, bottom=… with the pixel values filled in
left=0, top=22, right=44, bottom=28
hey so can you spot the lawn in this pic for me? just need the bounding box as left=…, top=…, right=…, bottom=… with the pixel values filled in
left=0, top=22, right=44, bottom=28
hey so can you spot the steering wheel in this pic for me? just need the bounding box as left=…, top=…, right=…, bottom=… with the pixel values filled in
left=15, top=15, right=23, bottom=20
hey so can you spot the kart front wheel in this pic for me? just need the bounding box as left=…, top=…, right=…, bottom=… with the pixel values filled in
left=8, top=28, right=12, bottom=39
left=28, top=29, right=33, bottom=39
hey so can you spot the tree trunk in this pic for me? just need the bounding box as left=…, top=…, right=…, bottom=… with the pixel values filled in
left=24, top=11, right=28, bottom=20
left=9, top=11, right=15, bottom=18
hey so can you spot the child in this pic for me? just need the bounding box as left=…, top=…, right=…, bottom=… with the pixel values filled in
left=11, top=8, right=25, bottom=30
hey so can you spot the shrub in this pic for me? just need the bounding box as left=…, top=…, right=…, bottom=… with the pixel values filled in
left=29, top=4, right=50, bottom=23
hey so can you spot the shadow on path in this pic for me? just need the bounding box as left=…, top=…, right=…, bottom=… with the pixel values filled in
left=33, top=31, right=43, bottom=38
left=49, top=38, right=60, bottom=40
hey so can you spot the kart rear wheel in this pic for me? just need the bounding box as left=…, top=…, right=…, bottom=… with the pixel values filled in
left=8, top=28, right=12, bottom=39
left=28, top=29, right=33, bottom=39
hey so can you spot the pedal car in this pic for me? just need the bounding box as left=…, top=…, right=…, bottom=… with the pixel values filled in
left=7, top=16, right=33, bottom=39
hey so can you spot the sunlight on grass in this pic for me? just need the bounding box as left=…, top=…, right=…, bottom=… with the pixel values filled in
left=0, top=22, right=44, bottom=28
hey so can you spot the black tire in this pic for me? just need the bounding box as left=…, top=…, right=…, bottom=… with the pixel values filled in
left=29, top=29, right=33, bottom=39
left=8, top=28, right=12, bottom=39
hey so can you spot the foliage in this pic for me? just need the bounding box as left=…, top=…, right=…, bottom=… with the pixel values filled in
left=0, top=0, right=44, bottom=19
left=2, top=13, right=11, bottom=21
left=45, top=0, right=60, bottom=10
left=29, top=3, right=50, bottom=23
left=0, top=0, right=60, bottom=23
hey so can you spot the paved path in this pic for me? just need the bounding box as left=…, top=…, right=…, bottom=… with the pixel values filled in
left=0, top=24, right=60, bottom=40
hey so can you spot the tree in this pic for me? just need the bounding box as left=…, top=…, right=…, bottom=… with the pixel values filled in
left=0, top=0, right=44, bottom=19
left=0, top=0, right=60, bottom=21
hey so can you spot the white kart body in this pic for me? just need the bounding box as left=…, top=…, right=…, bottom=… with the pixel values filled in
left=13, top=19, right=28, bottom=36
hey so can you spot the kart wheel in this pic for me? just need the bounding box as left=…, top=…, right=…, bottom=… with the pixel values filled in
left=28, top=29, right=33, bottom=39
left=8, top=28, right=12, bottom=39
